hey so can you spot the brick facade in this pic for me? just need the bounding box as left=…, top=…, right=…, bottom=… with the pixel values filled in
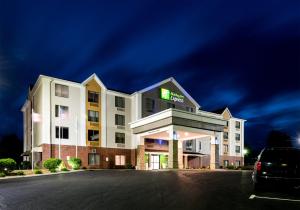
left=219, top=155, right=244, bottom=167
left=42, top=144, right=136, bottom=169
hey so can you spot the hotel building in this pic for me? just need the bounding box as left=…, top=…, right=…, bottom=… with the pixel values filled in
left=21, top=74, right=245, bottom=170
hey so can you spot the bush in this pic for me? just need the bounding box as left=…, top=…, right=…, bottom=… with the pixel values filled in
left=0, top=172, right=5, bottom=177
left=61, top=168, right=69, bottom=172
left=68, top=157, right=81, bottom=170
left=49, top=168, right=57, bottom=173
left=43, top=158, right=62, bottom=171
left=0, top=158, right=17, bottom=173
left=126, top=163, right=135, bottom=169
left=34, top=169, right=42, bottom=174
left=81, top=166, right=87, bottom=170
left=16, top=171, right=25, bottom=176
left=226, top=165, right=235, bottom=170
left=21, top=161, right=31, bottom=170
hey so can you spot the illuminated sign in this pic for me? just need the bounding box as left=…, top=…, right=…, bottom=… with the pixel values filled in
left=160, top=88, right=184, bottom=103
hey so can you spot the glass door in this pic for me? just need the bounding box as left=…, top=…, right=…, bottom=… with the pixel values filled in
left=151, top=155, right=160, bottom=170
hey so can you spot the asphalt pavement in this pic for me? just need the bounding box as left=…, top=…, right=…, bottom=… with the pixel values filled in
left=0, top=170, right=299, bottom=210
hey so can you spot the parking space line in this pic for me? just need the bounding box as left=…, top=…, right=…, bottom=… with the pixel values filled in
left=249, top=194, right=300, bottom=202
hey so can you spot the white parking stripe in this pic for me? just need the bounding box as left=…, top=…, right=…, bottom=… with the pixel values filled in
left=249, top=194, right=300, bottom=202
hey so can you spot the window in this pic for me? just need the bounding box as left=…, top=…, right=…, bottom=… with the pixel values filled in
left=235, top=121, right=241, bottom=129
left=115, top=155, right=125, bottom=166
left=55, top=84, right=69, bottom=98
left=167, top=103, right=175, bottom=109
left=235, top=160, right=241, bottom=167
left=88, top=110, right=99, bottom=122
left=115, top=96, right=125, bottom=108
left=224, top=160, right=229, bottom=167
left=198, top=141, right=201, bottom=151
left=190, top=107, right=194, bottom=112
left=223, top=132, right=228, bottom=139
left=115, top=132, right=125, bottom=144
left=88, top=153, right=100, bottom=165
left=146, top=98, right=155, bottom=112
left=88, top=130, right=99, bottom=141
left=115, top=114, right=125, bottom=126
left=88, top=91, right=99, bottom=103
left=235, top=133, right=240, bottom=141
left=186, top=140, right=193, bottom=151
left=236, top=146, right=241, bottom=153
left=55, top=126, right=69, bottom=139
left=55, top=105, right=69, bottom=118
left=224, top=144, right=229, bottom=153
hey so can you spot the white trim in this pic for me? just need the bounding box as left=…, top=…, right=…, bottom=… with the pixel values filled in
left=82, top=73, right=107, bottom=90
left=107, top=89, right=131, bottom=98
left=137, top=77, right=201, bottom=109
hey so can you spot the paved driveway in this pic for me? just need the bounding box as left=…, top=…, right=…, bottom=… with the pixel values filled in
left=0, top=170, right=299, bottom=210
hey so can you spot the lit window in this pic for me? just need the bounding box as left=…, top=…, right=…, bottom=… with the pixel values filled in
left=88, top=130, right=99, bottom=141
left=88, top=91, right=99, bottom=103
left=55, top=105, right=69, bottom=118
left=88, top=153, right=100, bottom=165
left=55, top=84, right=69, bottom=98
left=115, top=155, right=125, bottom=166
left=88, top=110, right=99, bottom=122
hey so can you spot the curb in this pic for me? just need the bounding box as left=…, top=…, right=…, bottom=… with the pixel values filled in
left=0, top=170, right=85, bottom=181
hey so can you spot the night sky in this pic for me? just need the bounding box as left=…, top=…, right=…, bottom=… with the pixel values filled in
left=0, top=1, right=299, bottom=150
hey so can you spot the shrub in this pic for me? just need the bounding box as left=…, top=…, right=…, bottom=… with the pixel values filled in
left=126, top=163, right=135, bottom=169
left=49, top=168, right=57, bottom=173
left=68, top=157, right=82, bottom=170
left=226, top=165, right=235, bottom=170
left=0, top=158, right=17, bottom=173
left=34, top=169, right=42, bottom=174
left=43, top=158, right=62, bottom=171
left=16, top=171, right=25, bottom=176
left=61, top=168, right=69, bottom=172
left=0, top=172, right=5, bottom=177
left=21, top=161, right=31, bottom=170
left=81, top=166, right=87, bottom=170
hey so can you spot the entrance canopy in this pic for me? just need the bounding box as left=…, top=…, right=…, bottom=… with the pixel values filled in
left=130, top=108, right=227, bottom=135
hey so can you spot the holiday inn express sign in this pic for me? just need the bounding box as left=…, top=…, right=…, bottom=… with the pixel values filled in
left=160, top=88, right=184, bottom=103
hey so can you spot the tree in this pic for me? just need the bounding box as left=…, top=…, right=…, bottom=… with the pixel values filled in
left=266, top=130, right=292, bottom=147
left=0, top=134, right=23, bottom=165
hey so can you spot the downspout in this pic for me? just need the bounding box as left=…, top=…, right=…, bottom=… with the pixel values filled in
left=49, top=79, right=54, bottom=158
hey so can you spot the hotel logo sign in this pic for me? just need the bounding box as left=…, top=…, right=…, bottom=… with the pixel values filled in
left=160, top=88, right=184, bottom=103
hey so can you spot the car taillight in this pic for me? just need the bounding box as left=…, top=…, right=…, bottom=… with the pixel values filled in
left=256, top=161, right=262, bottom=173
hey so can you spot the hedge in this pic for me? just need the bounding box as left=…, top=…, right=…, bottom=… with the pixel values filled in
left=0, top=158, right=17, bottom=173
left=68, top=157, right=82, bottom=170
left=43, top=158, right=62, bottom=171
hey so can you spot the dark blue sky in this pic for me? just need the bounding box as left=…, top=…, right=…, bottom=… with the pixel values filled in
left=0, top=1, right=299, bottom=149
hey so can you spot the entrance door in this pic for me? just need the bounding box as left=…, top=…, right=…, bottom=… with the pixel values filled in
left=151, top=155, right=160, bottom=170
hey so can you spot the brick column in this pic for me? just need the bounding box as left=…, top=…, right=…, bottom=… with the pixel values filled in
left=137, top=145, right=145, bottom=170
left=168, top=140, right=178, bottom=169
left=184, top=155, right=188, bottom=169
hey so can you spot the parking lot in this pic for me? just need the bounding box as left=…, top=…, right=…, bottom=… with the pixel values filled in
left=0, top=170, right=299, bottom=210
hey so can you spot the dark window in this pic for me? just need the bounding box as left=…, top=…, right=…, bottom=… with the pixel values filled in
left=115, top=96, right=125, bottom=108
left=88, top=91, right=99, bottom=103
left=190, top=107, right=194, bottom=112
left=198, top=141, right=201, bottom=150
left=115, top=132, right=125, bottom=144
left=88, top=153, right=100, bottom=165
left=223, top=132, right=228, bottom=139
left=115, top=114, right=125, bottom=126
left=185, top=140, right=193, bottom=151
left=55, top=84, right=69, bottom=98
left=224, top=144, right=229, bottom=153
left=235, top=146, right=240, bottom=153
left=55, top=105, right=68, bottom=117
left=55, top=126, right=69, bottom=139
left=88, top=110, right=99, bottom=122
left=146, top=98, right=155, bottom=112
left=88, top=130, right=99, bottom=141
left=235, top=121, right=241, bottom=129
left=167, top=103, right=175, bottom=109
left=235, top=133, right=240, bottom=141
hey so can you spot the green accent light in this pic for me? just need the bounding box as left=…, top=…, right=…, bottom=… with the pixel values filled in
left=161, top=88, right=171, bottom=100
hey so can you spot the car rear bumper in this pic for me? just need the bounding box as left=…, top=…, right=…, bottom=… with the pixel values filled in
left=256, top=175, right=300, bottom=187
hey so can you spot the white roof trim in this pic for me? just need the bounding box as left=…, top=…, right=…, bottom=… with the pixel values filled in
left=222, top=107, right=233, bottom=118
left=138, top=77, right=201, bottom=108
left=21, top=99, right=30, bottom=112
left=82, top=73, right=107, bottom=90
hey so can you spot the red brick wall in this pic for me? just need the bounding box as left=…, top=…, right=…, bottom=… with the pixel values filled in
left=219, top=156, right=244, bottom=167
left=42, top=144, right=136, bottom=169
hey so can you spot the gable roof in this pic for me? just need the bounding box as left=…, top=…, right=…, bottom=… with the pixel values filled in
left=82, top=73, right=107, bottom=90
left=138, top=77, right=201, bottom=108
left=212, top=107, right=233, bottom=118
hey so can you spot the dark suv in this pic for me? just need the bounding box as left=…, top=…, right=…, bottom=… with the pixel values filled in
left=252, top=147, right=300, bottom=190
